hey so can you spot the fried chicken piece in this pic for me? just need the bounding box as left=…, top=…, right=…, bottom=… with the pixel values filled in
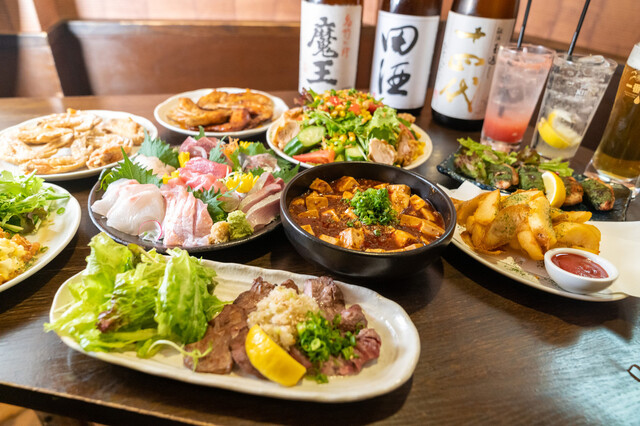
left=204, top=108, right=251, bottom=132
left=167, top=98, right=232, bottom=128
left=197, top=89, right=274, bottom=128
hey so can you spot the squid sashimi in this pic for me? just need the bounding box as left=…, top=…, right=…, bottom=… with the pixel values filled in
left=134, top=154, right=176, bottom=177
left=161, top=186, right=212, bottom=246
left=91, top=179, right=165, bottom=235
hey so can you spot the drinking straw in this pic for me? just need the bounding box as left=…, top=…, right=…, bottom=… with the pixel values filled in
left=568, top=0, right=591, bottom=57
left=516, top=0, right=533, bottom=49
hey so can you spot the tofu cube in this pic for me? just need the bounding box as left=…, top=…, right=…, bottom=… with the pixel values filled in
left=305, top=195, right=328, bottom=211
left=335, top=176, right=358, bottom=192
left=392, top=229, right=416, bottom=247
left=301, top=224, right=315, bottom=235
left=299, top=209, right=319, bottom=219
left=309, top=178, right=333, bottom=194
left=339, top=228, right=365, bottom=250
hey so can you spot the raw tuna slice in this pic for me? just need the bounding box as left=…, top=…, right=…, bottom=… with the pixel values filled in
left=184, top=157, right=231, bottom=178
left=91, top=179, right=165, bottom=235
left=179, top=136, right=219, bottom=158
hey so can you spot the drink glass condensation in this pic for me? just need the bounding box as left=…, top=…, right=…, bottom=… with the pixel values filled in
left=585, top=42, right=640, bottom=196
left=480, top=44, right=554, bottom=151
left=530, top=53, right=617, bottom=160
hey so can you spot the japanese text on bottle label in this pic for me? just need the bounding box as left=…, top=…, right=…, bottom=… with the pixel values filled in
left=299, top=2, right=362, bottom=93
left=431, top=11, right=515, bottom=120
left=370, top=11, right=439, bottom=109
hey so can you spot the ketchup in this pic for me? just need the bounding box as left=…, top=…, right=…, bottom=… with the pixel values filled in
left=551, top=253, right=609, bottom=279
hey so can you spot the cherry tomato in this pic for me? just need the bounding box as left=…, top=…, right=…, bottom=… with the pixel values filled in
left=348, top=104, right=361, bottom=114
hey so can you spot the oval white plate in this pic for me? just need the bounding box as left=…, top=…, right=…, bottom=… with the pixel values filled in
left=0, top=183, right=81, bottom=293
left=154, top=88, right=289, bottom=138
left=0, top=110, right=157, bottom=182
left=445, top=182, right=640, bottom=302
left=50, top=262, right=420, bottom=402
left=266, top=115, right=433, bottom=170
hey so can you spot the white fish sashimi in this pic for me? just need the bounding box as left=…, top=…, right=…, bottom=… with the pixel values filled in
left=92, top=179, right=166, bottom=235
left=134, top=154, right=176, bottom=177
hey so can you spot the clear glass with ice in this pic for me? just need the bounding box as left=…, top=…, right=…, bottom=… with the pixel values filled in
left=530, top=53, right=617, bottom=160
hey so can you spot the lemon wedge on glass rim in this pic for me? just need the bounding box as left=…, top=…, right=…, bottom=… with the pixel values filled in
left=537, top=110, right=581, bottom=149
left=541, top=171, right=566, bottom=208
left=245, top=324, right=307, bottom=387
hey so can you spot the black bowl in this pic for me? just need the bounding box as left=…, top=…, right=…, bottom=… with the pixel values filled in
left=280, top=162, right=456, bottom=279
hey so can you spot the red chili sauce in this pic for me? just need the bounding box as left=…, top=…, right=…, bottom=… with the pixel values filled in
left=551, top=253, right=609, bottom=279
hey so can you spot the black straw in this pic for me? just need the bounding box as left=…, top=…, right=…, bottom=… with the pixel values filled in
left=516, top=0, right=533, bottom=49
left=568, top=0, right=591, bottom=57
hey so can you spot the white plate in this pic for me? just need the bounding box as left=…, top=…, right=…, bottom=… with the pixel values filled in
left=50, top=262, right=420, bottom=402
left=153, top=88, right=289, bottom=138
left=446, top=182, right=640, bottom=302
left=0, top=184, right=81, bottom=293
left=0, top=110, right=158, bottom=182
left=266, top=115, right=433, bottom=170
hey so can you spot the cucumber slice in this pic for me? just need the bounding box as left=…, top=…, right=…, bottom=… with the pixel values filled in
left=345, top=146, right=365, bottom=161
left=283, top=137, right=304, bottom=156
left=297, top=126, right=325, bottom=147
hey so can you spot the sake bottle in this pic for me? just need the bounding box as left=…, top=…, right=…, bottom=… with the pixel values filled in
left=431, top=0, right=519, bottom=130
left=370, top=0, right=442, bottom=110
left=299, top=0, right=363, bottom=93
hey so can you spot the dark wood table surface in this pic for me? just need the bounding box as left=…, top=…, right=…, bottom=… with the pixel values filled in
left=0, top=92, right=639, bottom=425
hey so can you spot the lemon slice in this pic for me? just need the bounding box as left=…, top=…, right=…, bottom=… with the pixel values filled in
left=542, top=171, right=566, bottom=208
left=538, top=110, right=581, bottom=150
left=245, top=324, right=307, bottom=387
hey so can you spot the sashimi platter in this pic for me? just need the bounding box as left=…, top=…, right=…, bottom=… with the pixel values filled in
left=89, top=131, right=298, bottom=252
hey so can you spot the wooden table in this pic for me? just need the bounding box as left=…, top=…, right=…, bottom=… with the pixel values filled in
left=0, top=92, right=639, bottom=425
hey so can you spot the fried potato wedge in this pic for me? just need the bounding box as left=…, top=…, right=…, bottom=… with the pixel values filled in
left=553, top=222, right=601, bottom=253
left=501, top=189, right=543, bottom=208
left=527, top=196, right=557, bottom=252
left=484, top=204, right=530, bottom=250
left=474, top=190, right=501, bottom=225
left=454, top=192, right=489, bottom=226
left=516, top=228, right=545, bottom=261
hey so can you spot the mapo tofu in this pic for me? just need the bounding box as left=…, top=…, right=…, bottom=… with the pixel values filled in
left=289, top=176, right=445, bottom=252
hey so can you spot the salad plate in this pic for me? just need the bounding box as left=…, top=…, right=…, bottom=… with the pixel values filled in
left=0, top=110, right=157, bottom=182
left=1, top=183, right=81, bottom=293
left=153, top=88, right=289, bottom=138
left=50, top=262, right=420, bottom=402
left=267, top=116, right=433, bottom=170
left=445, top=182, right=640, bottom=302
left=87, top=180, right=281, bottom=254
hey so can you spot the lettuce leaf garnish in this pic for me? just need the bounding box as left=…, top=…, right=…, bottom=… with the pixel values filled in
left=45, top=233, right=225, bottom=355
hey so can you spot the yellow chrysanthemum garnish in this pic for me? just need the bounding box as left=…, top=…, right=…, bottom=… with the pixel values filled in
left=224, top=172, right=260, bottom=193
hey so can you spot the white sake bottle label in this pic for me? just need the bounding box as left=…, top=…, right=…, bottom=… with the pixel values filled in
left=431, top=11, right=515, bottom=119
left=370, top=10, right=439, bottom=109
left=299, top=2, right=362, bottom=93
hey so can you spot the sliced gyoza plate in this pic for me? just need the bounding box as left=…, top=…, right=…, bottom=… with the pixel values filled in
left=266, top=115, right=433, bottom=170
left=87, top=180, right=281, bottom=253
left=0, top=110, right=157, bottom=182
left=50, top=262, right=420, bottom=402
left=1, top=183, right=81, bottom=292
left=153, top=88, right=289, bottom=138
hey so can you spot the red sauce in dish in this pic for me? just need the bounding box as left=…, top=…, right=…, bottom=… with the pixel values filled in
left=551, top=253, right=609, bottom=279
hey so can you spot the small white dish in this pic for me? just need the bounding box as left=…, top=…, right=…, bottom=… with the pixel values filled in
left=544, top=248, right=619, bottom=294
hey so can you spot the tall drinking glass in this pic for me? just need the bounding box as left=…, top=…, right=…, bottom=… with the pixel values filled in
left=481, top=44, right=554, bottom=152
left=585, top=42, right=640, bottom=196
left=531, top=53, right=617, bottom=160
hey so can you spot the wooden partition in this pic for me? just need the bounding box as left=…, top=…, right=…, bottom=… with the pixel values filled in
left=48, top=20, right=376, bottom=96
left=0, top=33, right=62, bottom=97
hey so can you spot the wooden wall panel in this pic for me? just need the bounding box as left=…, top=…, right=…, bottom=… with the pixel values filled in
left=48, top=21, right=376, bottom=96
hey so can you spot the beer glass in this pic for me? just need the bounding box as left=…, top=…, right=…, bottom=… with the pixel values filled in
left=530, top=53, right=617, bottom=160
left=480, top=44, right=554, bottom=151
left=585, top=42, right=640, bottom=196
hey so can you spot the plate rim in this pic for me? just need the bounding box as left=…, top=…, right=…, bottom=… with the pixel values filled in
left=266, top=116, right=433, bottom=170
left=442, top=184, right=628, bottom=302
left=0, top=109, right=158, bottom=182
left=153, top=87, right=289, bottom=138
left=87, top=180, right=282, bottom=253
left=0, top=183, right=81, bottom=293
left=49, top=262, right=421, bottom=402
